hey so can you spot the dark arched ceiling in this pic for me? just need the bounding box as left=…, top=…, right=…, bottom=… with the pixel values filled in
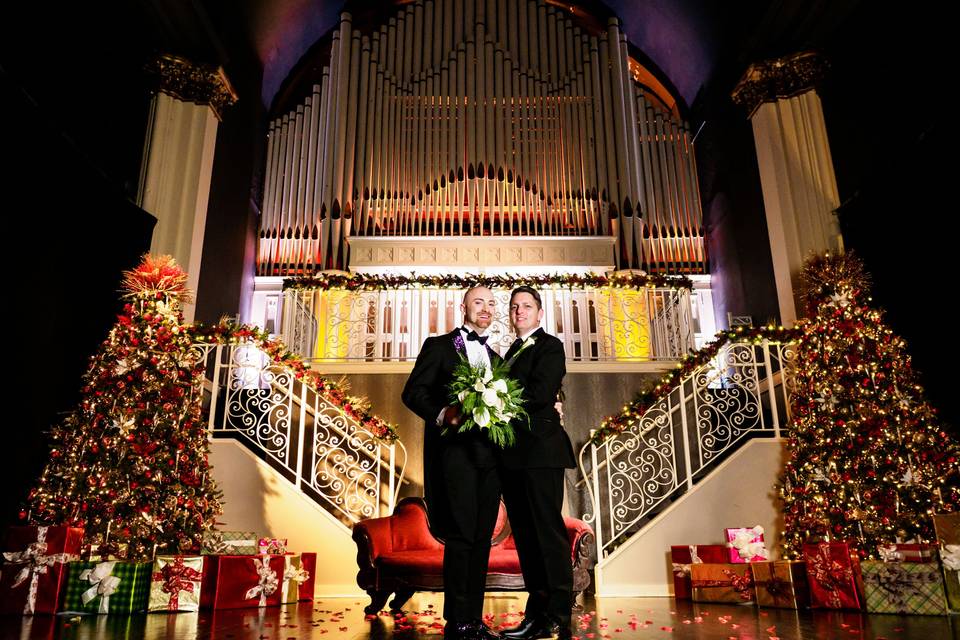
left=248, top=0, right=724, bottom=109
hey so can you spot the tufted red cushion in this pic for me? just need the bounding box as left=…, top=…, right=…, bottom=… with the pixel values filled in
left=486, top=548, right=522, bottom=573
left=379, top=551, right=444, bottom=573
left=378, top=548, right=522, bottom=575
left=389, top=504, right=444, bottom=552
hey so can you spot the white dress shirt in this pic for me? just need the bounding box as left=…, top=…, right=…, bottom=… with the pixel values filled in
left=436, top=326, right=492, bottom=425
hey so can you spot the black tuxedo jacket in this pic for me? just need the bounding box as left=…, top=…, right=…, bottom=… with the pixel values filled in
left=497, top=327, right=576, bottom=469
left=401, top=328, right=500, bottom=530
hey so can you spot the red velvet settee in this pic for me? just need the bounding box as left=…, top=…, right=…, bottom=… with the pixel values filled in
left=352, top=497, right=595, bottom=614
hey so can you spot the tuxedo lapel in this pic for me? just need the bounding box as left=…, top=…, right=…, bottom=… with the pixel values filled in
left=503, top=338, right=523, bottom=363
left=507, top=327, right=546, bottom=364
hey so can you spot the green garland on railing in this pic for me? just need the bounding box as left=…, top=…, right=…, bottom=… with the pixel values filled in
left=283, top=271, right=693, bottom=292
left=589, top=325, right=801, bottom=445
left=189, top=322, right=401, bottom=442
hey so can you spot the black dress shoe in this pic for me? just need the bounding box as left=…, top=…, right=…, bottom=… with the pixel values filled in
left=500, top=615, right=556, bottom=640
left=471, top=620, right=502, bottom=639
left=444, top=621, right=478, bottom=640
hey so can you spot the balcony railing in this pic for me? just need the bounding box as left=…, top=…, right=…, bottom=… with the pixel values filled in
left=278, top=284, right=697, bottom=363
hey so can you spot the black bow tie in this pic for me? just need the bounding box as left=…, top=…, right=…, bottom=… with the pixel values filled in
left=465, top=329, right=488, bottom=345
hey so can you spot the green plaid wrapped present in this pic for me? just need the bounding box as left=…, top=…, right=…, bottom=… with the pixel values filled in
left=202, top=530, right=258, bottom=555
left=62, top=560, right=152, bottom=614
left=941, top=545, right=960, bottom=612
left=861, top=560, right=948, bottom=615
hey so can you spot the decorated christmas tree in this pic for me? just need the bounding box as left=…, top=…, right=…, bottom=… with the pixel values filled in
left=24, top=255, right=222, bottom=560
left=779, top=253, right=960, bottom=557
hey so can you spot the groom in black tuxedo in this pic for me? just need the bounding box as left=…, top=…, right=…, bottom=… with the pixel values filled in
left=402, top=285, right=501, bottom=640
left=499, top=286, right=576, bottom=640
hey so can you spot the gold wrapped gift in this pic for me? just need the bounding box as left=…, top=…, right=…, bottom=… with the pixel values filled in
left=690, top=563, right=755, bottom=604
left=750, top=560, right=810, bottom=609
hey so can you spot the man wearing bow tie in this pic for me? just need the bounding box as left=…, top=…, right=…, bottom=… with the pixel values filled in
left=499, top=286, right=576, bottom=640
left=402, top=285, right=501, bottom=640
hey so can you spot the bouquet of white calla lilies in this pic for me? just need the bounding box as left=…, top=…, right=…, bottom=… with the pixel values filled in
left=447, top=357, right=529, bottom=447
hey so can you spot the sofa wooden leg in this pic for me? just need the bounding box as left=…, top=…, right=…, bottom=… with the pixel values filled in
left=389, top=589, right=416, bottom=612
left=364, top=589, right=391, bottom=615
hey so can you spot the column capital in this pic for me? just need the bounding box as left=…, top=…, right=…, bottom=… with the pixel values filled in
left=731, top=51, right=829, bottom=117
left=146, top=54, right=238, bottom=121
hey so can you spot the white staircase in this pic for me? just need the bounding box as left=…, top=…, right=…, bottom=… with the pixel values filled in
left=196, top=342, right=408, bottom=595
left=577, top=338, right=796, bottom=595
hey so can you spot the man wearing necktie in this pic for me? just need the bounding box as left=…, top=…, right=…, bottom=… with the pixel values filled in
left=499, top=286, right=576, bottom=640
left=402, top=285, right=501, bottom=640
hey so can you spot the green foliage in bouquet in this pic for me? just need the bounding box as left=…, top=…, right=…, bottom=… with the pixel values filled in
left=447, top=357, right=529, bottom=448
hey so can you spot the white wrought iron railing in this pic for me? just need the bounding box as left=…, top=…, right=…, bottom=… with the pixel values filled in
left=196, top=343, right=407, bottom=525
left=578, top=339, right=796, bottom=559
left=281, top=285, right=696, bottom=363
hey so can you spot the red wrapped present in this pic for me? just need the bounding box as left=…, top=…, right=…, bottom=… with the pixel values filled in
left=877, top=543, right=939, bottom=563
left=670, top=544, right=726, bottom=599
left=724, top=526, right=769, bottom=563
left=297, top=552, right=316, bottom=601
left=0, top=525, right=82, bottom=614
left=802, top=542, right=864, bottom=610
left=199, top=555, right=285, bottom=609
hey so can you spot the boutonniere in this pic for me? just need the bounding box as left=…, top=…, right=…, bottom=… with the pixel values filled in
left=506, top=336, right=537, bottom=367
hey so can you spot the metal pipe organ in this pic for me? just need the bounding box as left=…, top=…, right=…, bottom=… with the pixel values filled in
left=258, top=0, right=706, bottom=275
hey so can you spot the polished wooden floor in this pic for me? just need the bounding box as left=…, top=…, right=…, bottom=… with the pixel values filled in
left=3, top=593, right=958, bottom=640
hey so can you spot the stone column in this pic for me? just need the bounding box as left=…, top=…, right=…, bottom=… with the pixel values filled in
left=138, top=54, right=237, bottom=321
left=732, top=52, right=843, bottom=326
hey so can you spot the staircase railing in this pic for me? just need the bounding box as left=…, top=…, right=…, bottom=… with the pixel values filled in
left=195, top=342, right=407, bottom=525
left=578, top=338, right=796, bottom=560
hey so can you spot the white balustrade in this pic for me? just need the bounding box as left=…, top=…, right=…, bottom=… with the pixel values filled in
left=196, top=343, right=406, bottom=523
left=281, top=285, right=699, bottom=363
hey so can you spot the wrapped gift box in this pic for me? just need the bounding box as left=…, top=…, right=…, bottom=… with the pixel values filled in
left=202, top=531, right=259, bottom=556
left=750, top=560, right=810, bottom=609
left=280, top=555, right=310, bottom=604
left=148, top=555, right=204, bottom=612
left=724, top=526, right=769, bottom=563
left=298, top=552, right=316, bottom=601
left=258, top=538, right=288, bottom=555
left=690, top=563, right=755, bottom=604
left=199, top=555, right=285, bottom=609
left=62, top=560, right=152, bottom=614
left=802, top=542, right=864, bottom=610
left=0, top=525, right=83, bottom=615
left=938, top=545, right=960, bottom=612
left=934, top=515, right=960, bottom=612
left=861, top=560, right=948, bottom=615
left=877, top=543, right=939, bottom=563
left=932, top=513, right=959, bottom=546
left=670, top=544, right=727, bottom=599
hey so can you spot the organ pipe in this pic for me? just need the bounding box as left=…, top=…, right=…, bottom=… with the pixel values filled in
left=258, top=0, right=706, bottom=274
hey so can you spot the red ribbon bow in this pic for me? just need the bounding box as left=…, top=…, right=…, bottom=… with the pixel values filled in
left=810, top=546, right=854, bottom=608
left=721, top=569, right=754, bottom=601
left=153, top=557, right=203, bottom=610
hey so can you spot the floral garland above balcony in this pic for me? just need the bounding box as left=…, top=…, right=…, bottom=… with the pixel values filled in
left=189, top=322, right=401, bottom=442
left=590, top=325, right=800, bottom=445
left=282, top=271, right=693, bottom=292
